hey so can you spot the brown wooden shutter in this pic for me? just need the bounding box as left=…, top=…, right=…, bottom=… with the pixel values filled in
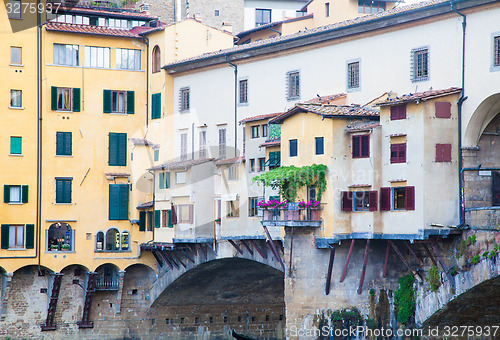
left=436, top=144, right=452, bottom=162
left=170, top=205, right=177, bottom=224
left=435, top=101, right=451, bottom=118
left=390, top=144, right=398, bottom=163
left=400, top=143, right=407, bottom=163
left=390, top=105, right=406, bottom=120
left=188, top=205, right=194, bottom=224
left=369, top=191, right=378, bottom=211
left=380, top=187, right=391, bottom=211
left=406, top=186, right=415, bottom=210
left=341, top=191, right=352, bottom=212
left=352, top=135, right=360, bottom=158
left=361, top=135, right=370, bottom=157
left=162, top=210, right=167, bottom=227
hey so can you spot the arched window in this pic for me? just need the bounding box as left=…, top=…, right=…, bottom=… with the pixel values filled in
left=121, top=230, right=130, bottom=250
left=96, top=231, right=104, bottom=251
left=105, top=228, right=120, bottom=251
left=47, top=223, right=72, bottom=251
left=152, top=45, right=161, bottom=73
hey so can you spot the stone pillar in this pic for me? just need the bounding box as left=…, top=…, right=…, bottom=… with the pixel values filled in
left=114, top=270, right=126, bottom=315
left=0, top=273, right=13, bottom=321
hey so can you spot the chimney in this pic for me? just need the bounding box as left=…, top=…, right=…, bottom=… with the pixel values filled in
left=221, top=22, right=232, bottom=33
left=139, top=3, right=150, bottom=14
left=193, top=13, right=202, bottom=22
left=387, top=91, right=397, bottom=100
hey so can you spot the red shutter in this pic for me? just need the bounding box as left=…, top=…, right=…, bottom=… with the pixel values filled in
left=436, top=144, right=452, bottom=162
left=188, top=205, right=194, bottom=224
left=380, top=187, right=391, bottom=211
left=390, top=106, right=397, bottom=120
left=400, top=143, right=407, bottom=163
left=390, top=105, right=406, bottom=120
left=341, top=191, right=352, bottom=212
left=406, top=186, right=415, bottom=210
left=435, top=102, right=451, bottom=118
left=369, top=191, right=378, bottom=211
left=170, top=205, right=177, bottom=224
left=390, top=144, right=397, bottom=163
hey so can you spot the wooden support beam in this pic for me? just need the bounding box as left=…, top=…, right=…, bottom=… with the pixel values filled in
left=164, top=251, right=180, bottom=270
left=275, top=240, right=284, bottom=256
left=263, top=225, right=286, bottom=273
left=383, top=241, right=390, bottom=279
left=198, top=243, right=207, bottom=260
left=422, top=243, right=438, bottom=267
left=325, top=245, right=335, bottom=295
left=240, top=240, right=254, bottom=256
left=430, top=238, right=454, bottom=285
left=206, top=242, right=217, bottom=256
left=228, top=240, right=244, bottom=255
left=406, top=243, right=424, bottom=266
left=151, top=250, right=164, bottom=268
left=357, top=240, right=370, bottom=295
left=186, top=244, right=198, bottom=259
left=171, top=251, right=187, bottom=268
left=249, top=240, right=267, bottom=259
left=179, top=248, right=195, bottom=263
left=289, top=226, right=294, bottom=278
left=388, top=241, right=421, bottom=282
left=340, top=239, right=355, bottom=282
left=159, top=250, right=176, bottom=270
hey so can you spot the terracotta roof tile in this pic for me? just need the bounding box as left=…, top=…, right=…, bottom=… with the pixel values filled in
left=105, top=172, right=130, bottom=177
left=270, top=103, right=379, bottom=123
left=215, top=156, right=245, bottom=166
left=45, top=22, right=141, bottom=38
left=377, top=87, right=462, bottom=106
left=137, top=201, right=153, bottom=209
left=240, top=112, right=284, bottom=124
left=149, top=158, right=214, bottom=171
left=345, top=123, right=380, bottom=133
left=59, top=5, right=157, bottom=19
left=304, top=93, right=346, bottom=104
left=260, top=140, right=281, bottom=148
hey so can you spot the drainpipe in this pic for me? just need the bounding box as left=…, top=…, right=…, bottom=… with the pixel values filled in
left=224, top=55, right=238, bottom=158
left=269, top=27, right=282, bottom=36
left=142, top=36, right=150, bottom=127
left=451, top=1, right=467, bottom=227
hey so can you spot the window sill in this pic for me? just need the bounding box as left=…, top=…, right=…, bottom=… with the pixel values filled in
left=54, top=110, right=74, bottom=113
left=9, top=154, right=23, bottom=157
left=490, top=65, right=500, bottom=73
left=95, top=250, right=132, bottom=253
left=238, top=102, right=249, bottom=107
left=7, top=248, right=27, bottom=251
left=55, top=155, right=73, bottom=157
left=110, top=112, right=128, bottom=115
left=9, top=106, right=24, bottom=110
left=8, top=17, right=23, bottom=20
left=179, top=110, right=190, bottom=114
left=45, top=250, right=75, bottom=253
left=346, top=87, right=361, bottom=93
left=287, top=97, right=300, bottom=102
left=8, top=202, right=23, bottom=205
left=55, top=203, right=73, bottom=205
left=9, top=64, right=24, bottom=67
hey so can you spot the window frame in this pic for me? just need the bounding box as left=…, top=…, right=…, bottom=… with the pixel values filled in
left=53, top=44, right=79, bottom=67
left=411, top=46, right=429, bottom=83
left=108, top=132, right=127, bottom=166
left=55, top=178, right=72, bottom=204
left=226, top=200, right=240, bottom=218
left=152, top=45, right=161, bottom=73
left=358, top=0, right=385, bottom=14
left=219, top=128, right=226, bottom=159
left=258, top=157, right=265, bottom=172
left=111, top=90, right=127, bottom=114
left=177, top=204, right=193, bottom=224
left=8, top=0, right=22, bottom=19
left=56, top=131, right=72, bottom=156
left=10, top=136, right=22, bottom=155
left=180, top=87, right=190, bottom=112
left=10, top=46, right=22, bottom=65
left=180, top=132, right=188, bottom=161
left=249, top=197, right=259, bottom=217
left=352, top=134, right=369, bottom=158
left=262, top=125, right=268, bottom=138
left=289, top=139, right=298, bottom=157
left=239, top=79, right=248, bottom=105
left=325, top=2, right=330, bottom=17
left=491, top=33, right=500, bottom=72
left=9, top=185, right=22, bottom=203
left=251, top=126, right=260, bottom=138
left=116, top=48, right=141, bottom=70
left=353, top=191, right=370, bottom=211
left=286, top=70, right=300, bottom=101
left=10, top=89, right=22, bottom=108
left=56, top=87, right=72, bottom=111
left=9, top=225, right=24, bottom=249
left=315, top=137, right=324, bottom=155
left=390, top=105, right=407, bottom=120
left=390, top=143, right=407, bottom=164
left=84, top=46, right=110, bottom=68
left=199, top=130, right=207, bottom=158
left=346, top=59, right=360, bottom=91
left=228, top=165, right=238, bottom=181
left=249, top=159, right=255, bottom=172
left=255, top=8, right=271, bottom=26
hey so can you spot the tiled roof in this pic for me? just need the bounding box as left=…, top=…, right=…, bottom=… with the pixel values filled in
left=129, top=138, right=153, bottom=145
left=270, top=103, right=379, bottom=123
left=105, top=172, right=130, bottom=177
left=45, top=22, right=141, bottom=38
left=235, top=14, right=313, bottom=39
left=304, top=93, right=346, bottom=104
left=240, top=112, right=284, bottom=124
left=137, top=201, right=153, bottom=209
left=164, top=0, right=451, bottom=71
left=149, top=158, right=214, bottom=171
left=377, top=87, right=462, bottom=106
left=260, top=140, right=281, bottom=148
left=215, top=157, right=245, bottom=166
left=345, top=123, right=380, bottom=133
left=58, top=5, right=157, bottom=19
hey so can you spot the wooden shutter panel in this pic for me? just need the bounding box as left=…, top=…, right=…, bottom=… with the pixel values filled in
left=390, top=144, right=397, bottom=163
left=66, top=132, right=72, bottom=156
left=109, top=185, right=119, bottom=220
left=400, top=143, right=407, bottom=163
left=435, top=101, right=451, bottom=118
left=341, top=191, right=352, bottom=212
left=352, top=135, right=360, bottom=158
left=1, top=225, right=9, bottom=249
left=159, top=173, right=165, bottom=189
left=154, top=210, right=161, bottom=228
left=369, top=191, right=378, bottom=211
left=117, top=133, right=127, bottom=166
left=65, top=180, right=72, bottom=203
left=171, top=205, right=177, bottom=224
left=406, top=186, right=415, bottom=210
left=103, top=90, right=112, bottom=113
left=361, top=135, right=370, bottom=157
left=126, top=91, right=135, bottom=114
left=51, top=86, right=58, bottom=111
left=22, top=185, right=28, bottom=203
left=56, top=132, right=63, bottom=155
left=72, top=88, right=80, bottom=112
left=109, top=133, right=118, bottom=166
left=25, top=224, right=35, bottom=249
left=4, top=185, right=10, bottom=203
left=380, top=187, right=391, bottom=211
left=188, top=205, right=193, bottom=224
left=168, top=210, right=173, bottom=228
left=118, top=184, right=129, bottom=220
left=139, top=211, right=146, bottom=231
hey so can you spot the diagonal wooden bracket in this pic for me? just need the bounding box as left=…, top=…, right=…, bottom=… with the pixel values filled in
left=228, top=240, right=244, bottom=255
left=325, top=245, right=335, bottom=295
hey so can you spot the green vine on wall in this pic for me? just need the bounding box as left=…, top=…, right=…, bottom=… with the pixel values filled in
left=251, top=164, right=328, bottom=201
left=394, top=274, right=416, bottom=325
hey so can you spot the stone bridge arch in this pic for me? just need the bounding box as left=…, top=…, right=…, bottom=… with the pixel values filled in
left=464, top=93, right=500, bottom=147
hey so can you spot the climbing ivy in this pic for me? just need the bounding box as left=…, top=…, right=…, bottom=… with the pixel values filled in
left=427, top=265, right=441, bottom=292
left=252, top=164, right=328, bottom=201
left=394, top=274, right=416, bottom=325
left=330, top=307, right=362, bottom=328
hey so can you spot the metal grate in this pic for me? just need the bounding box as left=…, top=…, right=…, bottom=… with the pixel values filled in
left=348, top=61, right=360, bottom=89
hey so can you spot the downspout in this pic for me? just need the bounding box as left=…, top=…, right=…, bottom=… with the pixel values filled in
left=269, top=27, right=282, bottom=36
left=451, top=1, right=467, bottom=227
left=142, top=36, right=149, bottom=127
left=224, top=55, right=238, bottom=158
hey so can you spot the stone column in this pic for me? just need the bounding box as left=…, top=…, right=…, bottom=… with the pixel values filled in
left=114, top=270, right=126, bottom=315
left=0, top=273, right=13, bottom=321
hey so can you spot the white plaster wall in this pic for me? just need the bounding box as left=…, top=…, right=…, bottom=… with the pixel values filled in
left=244, top=0, right=307, bottom=30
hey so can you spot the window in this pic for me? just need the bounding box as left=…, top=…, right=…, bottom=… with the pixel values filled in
left=255, top=8, right=271, bottom=26
left=151, top=93, right=161, bottom=119
left=84, top=46, right=110, bottom=68
left=103, top=90, right=134, bottom=114
left=176, top=171, right=186, bottom=184
left=56, top=178, right=72, bottom=203
left=215, top=9, right=220, bottom=16
left=390, top=143, right=406, bottom=163
left=180, top=87, right=190, bottom=112
left=251, top=126, right=260, bottom=138
left=435, top=101, right=451, bottom=118
left=341, top=191, right=377, bottom=212
left=289, top=139, right=298, bottom=157
left=177, top=204, right=193, bottom=223
left=56, top=132, right=72, bottom=156
left=227, top=201, right=239, bottom=217
left=267, top=151, right=281, bottom=170
left=411, top=47, right=429, bottom=82
left=53, top=44, right=79, bottom=66
left=180, top=133, right=188, bottom=161
left=199, top=130, right=207, bottom=158
left=296, top=10, right=306, bottom=17
left=1, top=224, right=34, bottom=250
left=347, top=61, right=360, bottom=90
left=287, top=71, right=300, bottom=100
left=47, top=223, right=72, bottom=251
left=10, top=136, right=22, bottom=155
left=10, top=90, right=22, bottom=108
left=105, top=228, right=120, bottom=251
left=262, top=125, right=268, bottom=138
left=435, top=144, right=452, bottom=162
left=493, top=171, right=500, bottom=206
left=494, top=36, right=500, bottom=68
left=108, top=132, right=127, bottom=166
left=96, top=229, right=130, bottom=252
left=152, top=45, right=161, bottom=73
left=390, top=105, right=406, bottom=120
left=51, top=87, right=80, bottom=112
left=4, top=185, right=28, bottom=204
left=325, top=2, right=330, bottom=17
left=249, top=197, right=259, bottom=217
left=96, top=231, right=104, bottom=250
left=352, top=135, right=369, bottom=158
left=161, top=210, right=173, bottom=228
left=228, top=166, right=238, bottom=180
left=219, top=128, right=226, bottom=159
left=147, top=211, right=153, bottom=231
left=109, top=184, right=129, bottom=220
left=249, top=159, right=255, bottom=172
left=258, top=158, right=265, bottom=172
left=354, top=191, right=369, bottom=211
left=111, top=91, right=125, bottom=113
left=121, top=231, right=129, bottom=250
left=380, top=187, right=415, bottom=211
left=116, top=48, right=141, bottom=70
left=10, top=47, right=22, bottom=64
left=159, top=172, right=170, bottom=189
left=8, top=0, right=21, bottom=19
left=239, top=79, right=248, bottom=104
left=358, top=0, right=385, bottom=14
left=315, top=137, right=324, bottom=155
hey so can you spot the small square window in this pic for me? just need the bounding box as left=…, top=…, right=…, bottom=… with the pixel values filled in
left=289, top=139, right=298, bottom=157
left=10, top=136, right=22, bottom=155
left=255, top=8, right=271, bottom=26
left=315, top=137, right=324, bottom=155
left=215, top=9, right=220, bottom=16
left=176, top=171, right=186, bottom=184
left=249, top=159, right=255, bottom=172
left=239, top=79, right=248, bottom=104
left=10, top=90, right=22, bottom=108
left=390, top=105, right=407, bottom=120
left=10, top=47, right=22, bottom=64
left=411, top=47, right=429, bottom=82
left=347, top=61, right=360, bottom=90
left=390, top=143, right=406, bottom=163
left=352, top=135, right=369, bottom=158
left=436, top=144, right=452, bottom=162
left=180, top=87, right=190, bottom=112
left=262, top=125, right=267, bottom=137
left=251, top=126, right=260, bottom=138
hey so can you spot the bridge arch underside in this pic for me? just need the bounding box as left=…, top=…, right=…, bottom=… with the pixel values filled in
left=151, top=258, right=285, bottom=339
left=424, top=275, right=500, bottom=327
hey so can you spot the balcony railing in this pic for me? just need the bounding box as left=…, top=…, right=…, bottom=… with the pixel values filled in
left=95, top=276, right=120, bottom=291
left=261, top=206, right=322, bottom=227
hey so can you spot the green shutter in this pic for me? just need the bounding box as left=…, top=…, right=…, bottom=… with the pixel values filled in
left=56, top=179, right=71, bottom=203
left=154, top=210, right=160, bottom=228
left=109, top=133, right=126, bottom=166
left=103, top=90, right=112, bottom=113
left=168, top=210, right=173, bottom=228
left=126, top=91, right=135, bottom=114
left=139, top=211, right=146, bottom=231
left=4, top=185, right=10, bottom=203
left=1, top=225, right=9, bottom=249
left=118, top=184, right=129, bottom=220
left=64, top=180, right=72, bottom=203
left=152, top=93, right=161, bottom=119
left=51, top=86, right=57, bottom=111
left=118, top=133, right=127, bottom=166
left=109, top=133, right=118, bottom=166
left=159, top=172, right=165, bottom=189
left=56, top=132, right=72, bottom=156
left=72, top=88, right=80, bottom=112
left=56, top=180, right=63, bottom=203
left=56, top=132, right=63, bottom=155
left=10, top=137, right=22, bottom=154
left=109, top=184, right=119, bottom=220
left=22, top=185, right=28, bottom=203
left=25, top=224, right=34, bottom=249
